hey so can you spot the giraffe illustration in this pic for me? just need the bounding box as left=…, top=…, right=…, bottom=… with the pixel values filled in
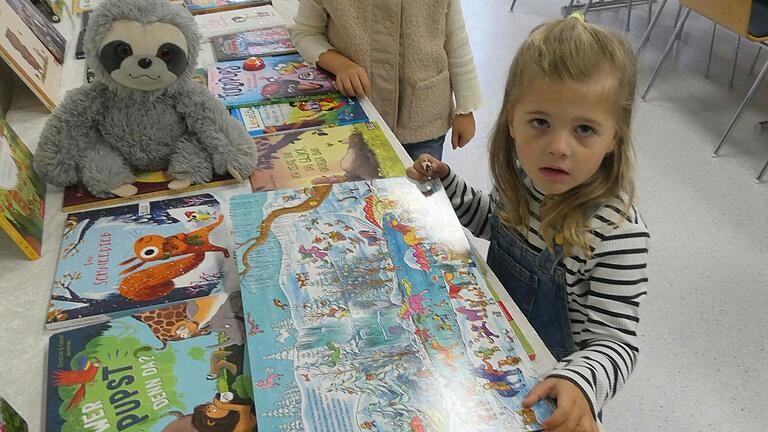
left=132, top=303, right=203, bottom=349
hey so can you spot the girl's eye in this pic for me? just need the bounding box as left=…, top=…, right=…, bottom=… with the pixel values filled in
left=575, top=124, right=597, bottom=136
left=530, top=118, right=549, bottom=129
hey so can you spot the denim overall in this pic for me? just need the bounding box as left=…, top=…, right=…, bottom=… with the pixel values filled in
left=486, top=215, right=577, bottom=362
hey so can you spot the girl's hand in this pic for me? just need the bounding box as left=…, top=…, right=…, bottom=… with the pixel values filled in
left=318, top=50, right=370, bottom=97
left=450, top=112, right=476, bottom=149
left=406, top=154, right=449, bottom=182
left=523, top=377, right=598, bottom=432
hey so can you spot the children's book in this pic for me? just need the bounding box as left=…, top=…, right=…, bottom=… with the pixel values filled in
left=194, top=4, right=283, bottom=38
left=229, top=177, right=555, bottom=431
left=0, top=396, right=29, bottom=432
left=208, top=54, right=337, bottom=108
left=0, top=0, right=61, bottom=110
left=231, top=95, right=369, bottom=137
left=249, top=122, right=404, bottom=191
left=47, top=192, right=237, bottom=330
left=61, top=171, right=237, bottom=212
left=46, top=291, right=258, bottom=432
left=211, top=26, right=295, bottom=61
left=0, top=118, right=46, bottom=260
left=5, top=0, right=65, bottom=63
left=184, top=0, right=270, bottom=15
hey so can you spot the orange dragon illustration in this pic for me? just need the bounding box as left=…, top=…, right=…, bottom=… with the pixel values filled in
left=117, top=215, right=229, bottom=301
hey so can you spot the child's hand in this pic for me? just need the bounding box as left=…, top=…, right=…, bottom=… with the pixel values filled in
left=406, top=154, right=449, bottom=182
left=523, top=377, right=599, bottom=432
left=335, top=61, right=369, bottom=97
left=450, top=112, right=476, bottom=149
left=318, top=50, right=370, bottom=97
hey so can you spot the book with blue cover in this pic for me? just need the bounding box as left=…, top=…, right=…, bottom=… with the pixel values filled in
left=46, top=193, right=237, bottom=330
left=229, top=178, right=555, bottom=431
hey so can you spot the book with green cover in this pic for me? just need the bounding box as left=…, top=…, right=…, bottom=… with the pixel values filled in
left=45, top=292, right=257, bottom=432
left=248, top=122, right=405, bottom=191
left=0, top=117, right=45, bottom=259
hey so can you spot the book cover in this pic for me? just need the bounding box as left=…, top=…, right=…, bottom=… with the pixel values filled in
left=46, top=292, right=258, bottom=432
left=0, top=396, right=29, bottom=432
left=249, top=122, right=404, bottom=191
left=5, top=0, right=65, bottom=63
left=0, top=0, right=61, bottom=109
left=47, top=193, right=235, bottom=330
left=194, top=5, right=283, bottom=38
left=208, top=54, right=337, bottom=108
left=231, top=95, right=369, bottom=137
left=184, top=0, right=270, bottom=15
left=0, top=118, right=46, bottom=260
left=62, top=171, right=237, bottom=212
left=229, top=178, right=555, bottom=431
left=211, top=26, right=295, bottom=61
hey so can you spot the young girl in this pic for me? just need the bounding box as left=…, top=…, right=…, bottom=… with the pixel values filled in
left=408, top=16, right=649, bottom=432
left=289, top=0, right=483, bottom=161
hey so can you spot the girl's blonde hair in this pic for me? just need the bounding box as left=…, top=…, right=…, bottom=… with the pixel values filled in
left=490, top=16, right=637, bottom=256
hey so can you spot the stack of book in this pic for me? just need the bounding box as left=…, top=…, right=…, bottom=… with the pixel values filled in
left=31, top=3, right=556, bottom=432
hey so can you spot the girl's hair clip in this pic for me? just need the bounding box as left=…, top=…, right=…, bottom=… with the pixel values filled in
left=568, top=11, right=587, bottom=22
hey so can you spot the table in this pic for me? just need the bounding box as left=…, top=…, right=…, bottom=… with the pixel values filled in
left=0, top=3, right=556, bottom=430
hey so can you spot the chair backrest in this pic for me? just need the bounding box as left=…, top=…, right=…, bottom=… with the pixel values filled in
left=679, top=0, right=759, bottom=39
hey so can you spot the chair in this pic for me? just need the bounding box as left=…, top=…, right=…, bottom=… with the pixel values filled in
left=640, top=0, right=768, bottom=181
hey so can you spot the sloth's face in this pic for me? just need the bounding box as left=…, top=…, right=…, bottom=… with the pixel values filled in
left=99, top=20, right=188, bottom=91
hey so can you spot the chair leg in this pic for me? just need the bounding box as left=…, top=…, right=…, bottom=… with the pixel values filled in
left=648, top=0, right=652, bottom=26
left=636, top=0, right=667, bottom=54
left=729, top=36, right=742, bottom=89
left=757, top=158, right=768, bottom=183
left=564, top=0, right=577, bottom=16
left=674, top=4, right=685, bottom=40
left=510, top=0, right=518, bottom=12
left=705, top=22, right=717, bottom=78
left=641, top=8, right=691, bottom=101
left=713, top=58, right=768, bottom=157
left=749, top=47, right=762, bottom=76
left=625, top=0, right=633, bottom=32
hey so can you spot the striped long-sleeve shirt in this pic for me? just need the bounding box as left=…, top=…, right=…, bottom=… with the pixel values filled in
left=441, top=169, right=649, bottom=415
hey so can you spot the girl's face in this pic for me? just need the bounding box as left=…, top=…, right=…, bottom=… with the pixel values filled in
left=509, top=73, right=618, bottom=195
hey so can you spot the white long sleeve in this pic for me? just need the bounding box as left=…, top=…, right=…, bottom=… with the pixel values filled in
left=288, top=0, right=334, bottom=67
left=446, top=0, right=483, bottom=114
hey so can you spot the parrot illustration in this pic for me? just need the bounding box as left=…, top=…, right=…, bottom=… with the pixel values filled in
left=51, top=358, right=100, bottom=410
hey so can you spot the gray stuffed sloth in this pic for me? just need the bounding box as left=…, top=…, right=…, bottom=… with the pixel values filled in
left=34, top=0, right=257, bottom=197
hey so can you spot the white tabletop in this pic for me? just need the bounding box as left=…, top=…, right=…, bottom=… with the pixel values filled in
left=0, top=3, right=556, bottom=430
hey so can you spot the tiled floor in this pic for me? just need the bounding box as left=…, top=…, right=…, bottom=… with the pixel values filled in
left=450, top=1, right=768, bottom=431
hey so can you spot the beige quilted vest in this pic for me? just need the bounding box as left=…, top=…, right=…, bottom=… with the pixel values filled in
left=322, top=0, right=454, bottom=144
